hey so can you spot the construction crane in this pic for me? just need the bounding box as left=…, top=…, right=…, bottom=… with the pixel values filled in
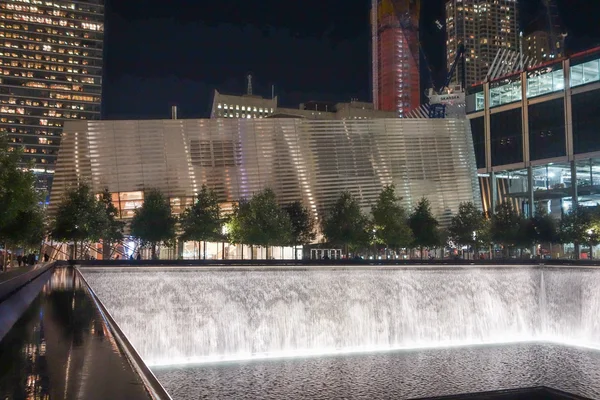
left=427, top=42, right=466, bottom=118
left=541, top=0, right=565, bottom=58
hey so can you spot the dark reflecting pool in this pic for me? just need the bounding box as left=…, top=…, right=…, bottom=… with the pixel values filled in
left=0, top=267, right=152, bottom=400
left=153, top=343, right=599, bottom=400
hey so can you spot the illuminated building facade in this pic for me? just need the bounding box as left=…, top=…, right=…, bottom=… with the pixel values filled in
left=211, top=90, right=396, bottom=120
left=0, top=0, right=104, bottom=192
left=371, top=0, right=420, bottom=117
left=211, top=90, right=277, bottom=119
left=524, top=30, right=563, bottom=63
left=446, top=0, right=519, bottom=88
left=50, top=117, right=480, bottom=259
left=466, top=46, right=600, bottom=257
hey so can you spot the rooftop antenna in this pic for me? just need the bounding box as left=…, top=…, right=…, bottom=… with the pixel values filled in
left=247, top=74, right=253, bottom=96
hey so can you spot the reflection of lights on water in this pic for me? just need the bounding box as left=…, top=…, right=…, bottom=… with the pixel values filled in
left=145, top=338, right=600, bottom=367
left=145, top=339, right=544, bottom=367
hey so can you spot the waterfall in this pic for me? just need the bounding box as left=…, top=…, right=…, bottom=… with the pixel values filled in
left=81, top=266, right=600, bottom=367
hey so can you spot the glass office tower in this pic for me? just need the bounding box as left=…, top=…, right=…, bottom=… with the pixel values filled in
left=0, top=0, right=104, bottom=192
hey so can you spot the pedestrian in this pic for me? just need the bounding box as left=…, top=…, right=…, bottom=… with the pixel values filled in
left=136, top=252, right=141, bottom=261
left=17, top=254, right=23, bottom=267
left=43, top=252, right=50, bottom=262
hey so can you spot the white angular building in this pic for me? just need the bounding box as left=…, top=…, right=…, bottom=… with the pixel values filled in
left=50, top=118, right=481, bottom=233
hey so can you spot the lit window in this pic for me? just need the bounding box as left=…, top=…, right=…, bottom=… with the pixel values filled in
left=242, top=106, right=246, bottom=111
left=218, top=103, right=222, bottom=109
left=235, top=105, right=239, bottom=110
left=259, top=108, right=263, bottom=113
left=246, top=114, right=251, bottom=119
left=253, top=107, right=257, bottom=112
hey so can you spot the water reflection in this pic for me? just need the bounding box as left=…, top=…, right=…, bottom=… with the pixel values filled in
left=0, top=267, right=151, bottom=400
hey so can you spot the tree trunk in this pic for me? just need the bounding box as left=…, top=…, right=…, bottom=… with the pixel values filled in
left=590, top=245, right=594, bottom=260
left=151, top=242, right=157, bottom=260
left=549, top=242, right=553, bottom=259
left=102, top=238, right=111, bottom=261
left=222, top=242, right=225, bottom=260
left=203, top=241, right=206, bottom=260
left=420, top=246, right=423, bottom=260
left=294, top=245, right=297, bottom=261
left=251, top=245, right=254, bottom=260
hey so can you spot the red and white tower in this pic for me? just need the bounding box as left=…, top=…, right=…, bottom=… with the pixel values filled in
left=371, top=0, right=421, bottom=117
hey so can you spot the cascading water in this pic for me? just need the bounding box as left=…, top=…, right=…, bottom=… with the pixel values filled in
left=81, top=266, right=559, bottom=366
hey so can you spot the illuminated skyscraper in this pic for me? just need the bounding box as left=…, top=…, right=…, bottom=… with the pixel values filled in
left=446, top=0, right=519, bottom=88
left=0, top=0, right=104, bottom=192
left=371, top=0, right=420, bottom=117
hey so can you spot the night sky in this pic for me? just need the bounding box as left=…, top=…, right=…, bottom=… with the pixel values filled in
left=102, top=0, right=600, bottom=120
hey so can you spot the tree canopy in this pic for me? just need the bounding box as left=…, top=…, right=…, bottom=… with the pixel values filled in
left=227, top=189, right=292, bottom=251
left=284, top=201, right=316, bottom=247
left=99, top=188, right=125, bottom=247
left=322, top=192, right=371, bottom=253
left=409, top=197, right=440, bottom=256
left=180, top=185, right=223, bottom=243
left=50, top=184, right=108, bottom=258
left=491, top=202, right=523, bottom=256
left=530, top=202, right=558, bottom=247
left=371, top=185, right=412, bottom=252
left=0, top=136, right=43, bottom=252
left=130, top=188, right=177, bottom=259
left=448, top=201, right=486, bottom=254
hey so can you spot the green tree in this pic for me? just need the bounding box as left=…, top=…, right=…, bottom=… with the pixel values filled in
left=283, top=201, right=316, bottom=260
left=448, top=201, right=486, bottom=258
left=227, top=189, right=292, bottom=259
left=99, top=188, right=125, bottom=260
left=491, top=202, right=523, bottom=257
left=130, top=189, right=177, bottom=259
left=371, top=185, right=412, bottom=258
left=322, top=192, right=371, bottom=256
left=179, top=185, right=223, bottom=259
left=0, top=137, right=43, bottom=267
left=560, top=205, right=600, bottom=259
left=50, top=184, right=108, bottom=259
left=530, top=202, right=558, bottom=257
left=409, top=197, right=440, bottom=259
left=2, top=206, right=45, bottom=252
left=227, top=198, right=251, bottom=248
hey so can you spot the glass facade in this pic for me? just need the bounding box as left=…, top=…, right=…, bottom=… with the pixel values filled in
left=526, top=64, right=564, bottom=98
left=489, top=75, right=521, bottom=108
left=572, top=90, right=600, bottom=155
left=570, top=56, right=600, bottom=88
left=528, top=98, right=566, bottom=161
left=490, top=108, right=522, bottom=166
left=466, top=47, right=600, bottom=257
left=470, top=116, right=485, bottom=169
left=0, top=0, right=104, bottom=191
left=465, top=84, right=484, bottom=113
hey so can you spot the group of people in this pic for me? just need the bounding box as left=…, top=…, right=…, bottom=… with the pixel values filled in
left=0, top=251, right=51, bottom=272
